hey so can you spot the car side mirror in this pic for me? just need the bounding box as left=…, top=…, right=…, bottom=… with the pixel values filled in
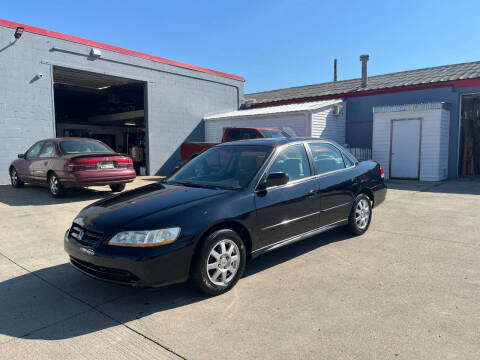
left=18, top=154, right=25, bottom=159
left=258, top=172, right=289, bottom=190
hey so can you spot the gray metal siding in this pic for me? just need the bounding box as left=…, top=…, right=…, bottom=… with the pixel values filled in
left=0, top=25, right=243, bottom=183
left=346, top=86, right=480, bottom=178
left=311, top=102, right=346, bottom=144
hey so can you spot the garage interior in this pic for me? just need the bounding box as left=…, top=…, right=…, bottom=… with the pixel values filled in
left=53, top=66, right=148, bottom=175
left=459, top=94, right=480, bottom=176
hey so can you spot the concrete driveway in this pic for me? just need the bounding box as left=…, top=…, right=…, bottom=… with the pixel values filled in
left=0, top=178, right=479, bottom=359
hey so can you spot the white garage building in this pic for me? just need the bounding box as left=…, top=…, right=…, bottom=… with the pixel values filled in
left=372, top=102, right=450, bottom=181
left=204, top=99, right=346, bottom=144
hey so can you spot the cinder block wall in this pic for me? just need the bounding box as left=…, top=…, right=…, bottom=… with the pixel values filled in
left=0, top=25, right=243, bottom=183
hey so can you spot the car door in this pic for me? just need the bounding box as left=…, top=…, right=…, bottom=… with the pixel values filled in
left=254, top=143, right=320, bottom=249
left=22, top=141, right=44, bottom=182
left=307, top=142, right=356, bottom=227
left=35, top=141, right=56, bottom=183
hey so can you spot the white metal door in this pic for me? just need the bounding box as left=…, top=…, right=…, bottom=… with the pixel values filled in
left=390, top=119, right=421, bottom=179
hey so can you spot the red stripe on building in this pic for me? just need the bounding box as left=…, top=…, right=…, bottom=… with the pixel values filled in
left=0, top=18, right=245, bottom=82
left=250, top=77, right=480, bottom=108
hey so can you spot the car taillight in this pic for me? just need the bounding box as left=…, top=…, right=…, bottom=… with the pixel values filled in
left=380, top=165, right=385, bottom=180
left=67, top=158, right=102, bottom=172
left=117, top=157, right=134, bottom=169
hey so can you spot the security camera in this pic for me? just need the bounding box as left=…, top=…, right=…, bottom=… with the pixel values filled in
left=37, top=73, right=43, bottom=79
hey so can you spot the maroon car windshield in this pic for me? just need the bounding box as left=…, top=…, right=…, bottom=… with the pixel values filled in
left=59, top=140, right=114, bottom=154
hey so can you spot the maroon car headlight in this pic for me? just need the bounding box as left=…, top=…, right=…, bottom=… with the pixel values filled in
left=108, top=227, right=181, bottom=247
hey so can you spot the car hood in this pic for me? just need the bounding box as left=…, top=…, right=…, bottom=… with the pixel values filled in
left=73, top=182, right=228, bottom=233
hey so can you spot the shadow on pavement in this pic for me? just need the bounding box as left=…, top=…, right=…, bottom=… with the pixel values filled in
left=386, top=178, right=480, bottom=195
left=0, top=228, right=350, bottom=341
left=0, top=184, right=115, bottom=206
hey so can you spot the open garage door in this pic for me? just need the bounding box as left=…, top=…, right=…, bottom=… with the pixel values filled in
left=53, top=66, right=148, bottom=175
left=459, top=94, right=480, bottom=176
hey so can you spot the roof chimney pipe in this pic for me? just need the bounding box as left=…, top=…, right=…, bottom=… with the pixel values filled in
left=360, top=54, right=370, bottom=88
left=334, top=58, right=338, bottom=82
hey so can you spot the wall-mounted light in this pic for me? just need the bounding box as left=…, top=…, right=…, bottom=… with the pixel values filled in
left=14, top=27, right=24, bottom=39
left=98, top=85, right=111, bottom=90
left=90, top=47, right=102, bottom=57
left=124, top=122, right=136, bottom=126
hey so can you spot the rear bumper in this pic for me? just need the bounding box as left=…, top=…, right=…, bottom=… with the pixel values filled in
left=60, top=169, right=136, bottom=188
left=372, top=182, right=387, bottom=207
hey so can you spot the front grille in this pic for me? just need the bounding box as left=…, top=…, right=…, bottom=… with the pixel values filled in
left=70, top=257, right=139, bottom=283
left=69, top=224, right=103, bottom=247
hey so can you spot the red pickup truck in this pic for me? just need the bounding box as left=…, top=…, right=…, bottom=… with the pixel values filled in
left=181, top=127, right=290, bottom=162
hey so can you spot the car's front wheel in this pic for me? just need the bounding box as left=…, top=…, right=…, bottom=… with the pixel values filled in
left=10, top=168, right=24, bottom=188
left=191, top=229, right=246, bottom=296
left=48, top=173, right=65, bottom=198
left=109, top=183, right=126, bottom=192
left=347, top=193, right=372, bottom=235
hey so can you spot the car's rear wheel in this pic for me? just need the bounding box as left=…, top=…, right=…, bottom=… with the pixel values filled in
left=10, top=168, right=24, bottom=188
left=191, top=229, right=246, bottom=296
left=110, top=183, right=126, bottom=192
left=347, top=193, right=372, bottom=235
left=48, top=173, right=65, bottom=198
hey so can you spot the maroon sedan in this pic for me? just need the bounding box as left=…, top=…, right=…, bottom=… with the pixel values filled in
left=9, top=138, right=136, bottom=197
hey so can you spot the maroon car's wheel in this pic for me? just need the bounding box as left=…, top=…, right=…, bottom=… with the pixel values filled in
left=10, top=168, right=24, bottom=188
left=48, top=173, right=65, bottom=198
left=110, top=184, right=126, bottom=192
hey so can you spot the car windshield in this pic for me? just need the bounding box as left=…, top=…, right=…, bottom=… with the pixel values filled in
left=260, top=129, right=290, bottom=138
left=59, top=140, right=114, bottom=154
left=167, top=145, right=272, bottom=190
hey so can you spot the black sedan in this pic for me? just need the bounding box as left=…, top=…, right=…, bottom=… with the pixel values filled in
left=65, top=138, right=386, bottom=295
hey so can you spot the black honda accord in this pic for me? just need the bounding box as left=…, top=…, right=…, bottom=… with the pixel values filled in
left=65, top=138, right=386, bottom=295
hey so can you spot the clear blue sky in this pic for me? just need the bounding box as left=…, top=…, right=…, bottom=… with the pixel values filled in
left=2, top=0, right=480, bottom=93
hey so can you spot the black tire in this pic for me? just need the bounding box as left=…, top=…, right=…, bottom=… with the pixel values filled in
left=48, top=173, right=65, bottom=198
left=10, top=167, right=24, bottom=188
left=110, top=183, right=126, bottom=192
left=191, top=229, right=247, bottom=296
left=347, top=193, right=372, bottom=235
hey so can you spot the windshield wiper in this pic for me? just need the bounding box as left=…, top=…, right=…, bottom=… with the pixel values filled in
left=168, top=181, right=237, bottom=190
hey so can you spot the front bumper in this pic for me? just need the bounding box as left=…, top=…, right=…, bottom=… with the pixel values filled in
left=64, top=228, right=194, bottom=287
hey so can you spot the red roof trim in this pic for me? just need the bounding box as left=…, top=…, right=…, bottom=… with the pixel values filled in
left=250, top=77, right=480, bottom=108
left=0, top=18, right=245, bottom=82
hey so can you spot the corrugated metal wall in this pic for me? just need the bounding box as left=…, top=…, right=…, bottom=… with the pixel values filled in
left=311, top=102, right=346, bottom=144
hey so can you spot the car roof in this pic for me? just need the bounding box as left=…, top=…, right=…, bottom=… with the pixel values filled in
left=227, top=127, right=286, bottom=131
left=217, top=137, right=332, bottom=147
left=35, top=137, right=105, bottom=143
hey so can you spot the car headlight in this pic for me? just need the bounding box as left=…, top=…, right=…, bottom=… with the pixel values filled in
left=108, top=227, right=181, bottom=247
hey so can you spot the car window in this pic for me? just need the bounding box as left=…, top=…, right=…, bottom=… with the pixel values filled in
left=260, top=129, right=290, bottom=138
left=59, top=140, right=113, bottom=154
left=38, top=141, right=55, bottom=158
left=25, top=141, right=44, bottom=159
left=308, top=142, right=346, bottom=174
left=168, top=145, right=272, bottom=189
left=343, top=153, right=354, bottom=168
left=225, top=129, right=261, bottom=142
left=267, top=144, right=311, bottom=182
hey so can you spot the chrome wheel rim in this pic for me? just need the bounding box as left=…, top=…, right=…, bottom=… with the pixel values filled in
left=10, top=169, right=18, bottom=186
left=50, top=176, right=58, bottom=194
left=206, top=239, right=240, bottom=286
left=355, top=199, right=370, bottom=230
